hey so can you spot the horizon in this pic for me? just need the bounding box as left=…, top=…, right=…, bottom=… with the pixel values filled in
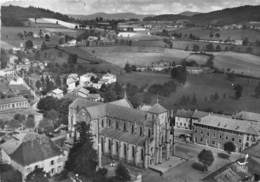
left=2, top=0, right=260, bottom=15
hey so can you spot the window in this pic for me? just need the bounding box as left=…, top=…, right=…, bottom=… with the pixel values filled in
left=140, top=127, right=143, bottom=136
left=131, top=125, right=135, bottom=134
left=123, top=122, right=127, bottom=131
left=232, top=138, right=235, bottom=142
left=247, top=136, right=249, bottom=141
left=220, top=135, right=222, bottom=139
left=207, top=133, right=209, bottom=136
left=132, top=146, right=135, bottom=158
left=239, top=139, right=242, bottom=143
left=141, top=149, right=144, bottom=161
left=124, top=144, right=127, bottom=158
left=51, top=168, right=55, bottom=174
left=101, top=120, right=104, bottom=127
left=226, top=136, right=228, bottom=140
left=212, top=141, right=215, bottom=145
left=200, top=138, right=203, bottom=142
left=51, top=160, right=54, bottom=165
left=148, top=129, right=151, bottom=137
left=108, top=119, right=111, bottom=127
left=201, top=131, right=203, bottom=134
left=116, top=121, right=119, bottom=129
left=116, top=142, right=119, bottom=154
left=108, top=140, right=112, bottom=151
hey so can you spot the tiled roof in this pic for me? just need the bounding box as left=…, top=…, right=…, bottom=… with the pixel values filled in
left=148, top=103, right=167, bottom=114
left=175, top=109, right=194, bottom=118
left=0, top=96, right=28, bottom=105
left=100, top=128, right=147, bottom=146
left=233, top=111, right=260, bottom=122
left=1, top=132, right=62, bottom=166
left=194, top=115, right=259, bottom=135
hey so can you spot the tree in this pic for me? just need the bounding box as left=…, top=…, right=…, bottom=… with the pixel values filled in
left=124, top=63, right=132, bottom=73
left=0, top=163, right=22, bottom=182
left=35, top=80, right=42, bottom=90
left=25, top=40, right=34, bottom=50
left=215, top=33, right=220, bottom=38
left=198, top=149, right=214, bottom=171
left=205, top=43, right=214, bottom=52
left=233, top=84, right=243, bottom=99
left=14, top=113, right=26, bottom=122
left=224, top=141, right=236, bottom=154
left=57, top=98, right=73, bottom=125
left=25, top=167, right=49, bottom=182
left=65, top=122, right=98, bottom=178
left=192, top=44, right=200, bottom=52
left=68, top=54, right=78, bottom=65
left=25, top=115, right=35, bottom=128
left=216, top=45, right=221, bottom=52
left=255, top=82, right=260, bottom=98
left=115, top=163, right=131, bottom=182
left=37, top=96, right=58, bottom=113
left=171, top=66, right=187, bottom=84
left=44, top=109, right=59, bottom=127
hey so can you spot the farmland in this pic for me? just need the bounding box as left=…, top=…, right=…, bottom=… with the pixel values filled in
left=82, top=46, right=191, bottom=67
left=119, top=71, right=260, bottom=113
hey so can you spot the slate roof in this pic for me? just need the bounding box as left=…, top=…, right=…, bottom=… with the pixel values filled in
left=1, top=132, right=62, bottom=166
left=233, top=111, right=260, bottom=122
left=148, top=103, right=167, bottom=114
left=192, top=110, right=209, bottom=119
left=0, top=96, right=28, bottom=105
left=100, top=128, right=147, bottom=146
left=175, top=109, right=194, bottom=118
left=194, top=115, right=259, bottom=135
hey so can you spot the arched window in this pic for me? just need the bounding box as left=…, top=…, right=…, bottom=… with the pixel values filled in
left=116, top=121, right=119, bottom=129
left=132, top=146, right=135, bottom=158
left=124, top=144, right=127, bottom=158
left=124, top=122, right=127, bottom=131
left=101, top=120, right=104, bottom=127
left=140, top=127, right=143, bottom=136
left=148, top=129, right=151, bottom=138
left=116, top=142, right=119, bottom=154
left=141, top=149, right=144, bottom=161
left=131, top=125, right=135, bottom=134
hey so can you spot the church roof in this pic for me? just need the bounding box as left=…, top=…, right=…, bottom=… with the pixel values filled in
left=70, top=97, right=102, bottom=109
left=109, top=98, right=133, bottom=108
left=148, top=103, right=167, bottom=114
left=100, top=128, right=147, bottom=146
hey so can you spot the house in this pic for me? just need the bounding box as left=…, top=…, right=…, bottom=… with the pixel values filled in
left=66, top=73, right=79, bottom=92
left=72, top=87, right=90, bottom=98
left=193, top=115, right=259, bottom=152
left=0, top=132, right=67, bottom=181
left=79, top=73, right=97, bottom=86
left=67, top=98, right=173, bottom=168
left=0, top=96, right=30, bottom=112
left=47, top=88, right=64, bottom=99
left=186, top=67, right=204, bottom=74
left=233, top=111, right=260, bottom=123
left=86, top=93, right=103, bottom=102
left=0, top=68, right=16, bottom=78
left=91, top=82, right=103, bottom=89
left=175, top=109, right=194, bottom=130
left=100, top=73, right=117, bottom=85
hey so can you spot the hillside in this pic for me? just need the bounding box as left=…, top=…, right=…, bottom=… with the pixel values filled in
left=179, top=11, right=200, bottom=17
left=144, top=5, right=260, bottom=25
left=1, top=5, right=77, bottom=26
left=70, top=12, right=154, bottom=20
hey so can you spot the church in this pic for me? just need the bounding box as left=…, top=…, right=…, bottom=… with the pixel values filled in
left=67, top=97, right=173, bottom=168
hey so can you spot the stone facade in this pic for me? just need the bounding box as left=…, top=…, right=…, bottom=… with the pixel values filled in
left=67, top=98, right=173, bottom=168
left=0, top=96, right=30, bottom=112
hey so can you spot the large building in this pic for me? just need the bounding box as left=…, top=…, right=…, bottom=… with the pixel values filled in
left=67, top=97, right=173, bottom=168
left=193, top=115, right=259, bottom=152
left=0, top=132, right=67, bottom=181
left=0, top=96, right=30, bottom=112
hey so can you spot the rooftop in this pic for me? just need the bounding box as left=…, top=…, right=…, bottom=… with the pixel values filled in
left=0, top=132, right=62, bottom=166
left=100, top=128, right=147, bottom=146
left=194, top=115, right=259, bottom=135
left=175, top=109, right=194, bottom=118
left=148, top=103, right=167, bottom=114
left=0, top=96, right=28, bottom=105
left=233, top=111, right=260, bottom=123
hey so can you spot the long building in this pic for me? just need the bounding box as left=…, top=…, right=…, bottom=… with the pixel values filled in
left=193, top=115, right=259, bottom=152
left=0, top=96, right=30, bottom=112
left=67, top=97, right=173, bottom=168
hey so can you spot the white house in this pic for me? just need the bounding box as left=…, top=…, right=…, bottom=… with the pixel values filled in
left=66, top=73, right=79, bottom=92
left=79, top=73, right=97, bottom=86
left=47, top=88, right=64, bottom=99
left=73, top=87, right=90, bottom=98
left=0, top=132, right=67, bottom=181
left=100, top=73, right=117, bottom=85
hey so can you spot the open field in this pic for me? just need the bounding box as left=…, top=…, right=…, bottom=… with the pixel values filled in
left=174, top=27, right=260, bottom=42
left=119, top=71, right=260, bottom=113
left=82, top=46, right=191, bottom=67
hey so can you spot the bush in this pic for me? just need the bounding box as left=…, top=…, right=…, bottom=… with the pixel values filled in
left=191, top=162, right=207, bottom=172
left=218, top=153, right=230, bottom=159
left=224, top=141, right=236, bottom=153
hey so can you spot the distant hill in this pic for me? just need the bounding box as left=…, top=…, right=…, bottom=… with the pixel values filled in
left=1, top=5, right=77, bottom=26
left=70, top=12, right=154, bottom=20
left=144, top=5, right=260, bottom=25
left=179, top=11, right=200, bottom=17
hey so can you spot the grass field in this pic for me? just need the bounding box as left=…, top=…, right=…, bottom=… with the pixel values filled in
left=119, top=71, right=260, bottom=113
left=82, top=46, right=191, bottom=67
left=174, top=27, right=260, bottom=42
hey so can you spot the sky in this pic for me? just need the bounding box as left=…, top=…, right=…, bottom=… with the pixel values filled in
left=2, top=0, right=260, bottom=15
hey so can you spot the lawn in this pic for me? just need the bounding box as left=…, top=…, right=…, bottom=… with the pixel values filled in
left=82, top=46, right=190, bottom=67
